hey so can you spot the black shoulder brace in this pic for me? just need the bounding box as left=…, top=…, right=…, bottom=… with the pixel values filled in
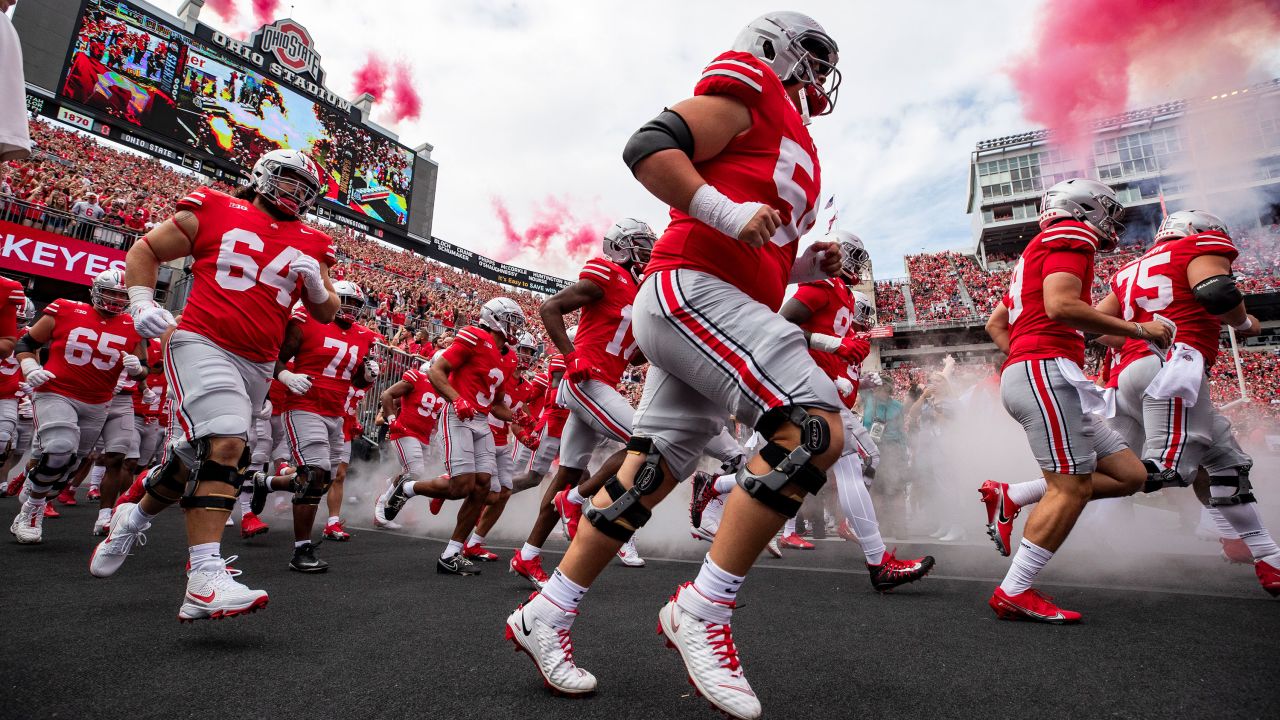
left=623, top=108, right=694, bottom=171
left=15, top=332, right=44, bottom=356
left=1192, top=274, right=1243, bottom=315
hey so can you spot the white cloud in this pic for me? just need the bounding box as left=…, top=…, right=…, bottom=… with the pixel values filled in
left=157, top=0, right=1046, bottom=279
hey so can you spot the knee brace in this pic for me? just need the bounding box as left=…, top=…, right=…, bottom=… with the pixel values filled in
left=1141, top=460, right=1183, bottom=494
left=583, top=436, right=664, bottom=542
left=179, top=440, right=248, bottom=512
left=144, top=454, right=186, bottom=503
left=737, top=407, right=830, bottom=518
left=29, top=452, right=77, bottom=493
left=1209, top=466, right=1256, bottom=507
left=292, top=465, right=333, bottom=506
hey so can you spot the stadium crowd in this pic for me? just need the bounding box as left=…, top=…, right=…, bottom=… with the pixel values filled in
left=904, top=251, right=967, bottom=322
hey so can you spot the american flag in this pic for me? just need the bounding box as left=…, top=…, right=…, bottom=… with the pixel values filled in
left=824, top=196, right=835, bottom=210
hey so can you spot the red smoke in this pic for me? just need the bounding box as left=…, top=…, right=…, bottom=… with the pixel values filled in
left=251, top=0, right=281, bottom=26
left=491, top=197, right=604, bottom=264
left=390, top=63, right=422, bottom=123
left=1010, top=0, right=1280, bottom=159
left=204, top=0, right=237, bottom=23
left=353, top=54, right=390, bottom=100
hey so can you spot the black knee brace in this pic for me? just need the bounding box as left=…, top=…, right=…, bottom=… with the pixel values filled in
left=737, top=407, right=830, bottom=517
left=144, top=454, right=186, bottom=503
left=1142, top=460, right=1182, bottom=493
left=180, top=440, right=248, bottom=512
left=29, top=453, right=77, bottom=493
left=583, top=436, right=664, bottom=541
left=1209, top=466, right=1256, bottom=507
left=292, top=465, right=333, bottom=506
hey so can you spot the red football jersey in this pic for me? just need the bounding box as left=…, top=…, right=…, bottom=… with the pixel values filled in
left=524, top=372, right=549, bottom=421
left=174, top=186, right=337, bottom=363
left=793, top=278, right=861, bottom=382
left=342, top=388, right=365, bottom=442
left=133, top=373, right=167, bottom=418
left=281, top=309, right=382, bottom=417
left=1111, top=231, right=1238, bottom=373
left=0, top=354, right=19, bottom=399
left=1002, top=221, right=1099, bottom=369
left=542, top=353, right=570, bottom=438
left=389, top=366, right=447, bottom=444
left=440, top=325, right=510, bottom=416
left=0, top=276, right=23, bottom=341
left=268, top=376, right=287, bottom=416
left=645, top=51, right=823, bottom=311
left=39, top=300, right=141, bottom=405
left=486, top=354, right=522, bottom=445
left=572, top=257, right=639, bottom=386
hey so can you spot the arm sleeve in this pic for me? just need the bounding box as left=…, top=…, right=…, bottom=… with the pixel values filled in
left=1042, top=250, right=1090, bottom=282
left=791, top=283, right=829, bottom=313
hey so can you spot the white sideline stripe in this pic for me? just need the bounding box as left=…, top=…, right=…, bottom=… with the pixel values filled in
left=345, top=525, right=1266, bottom=601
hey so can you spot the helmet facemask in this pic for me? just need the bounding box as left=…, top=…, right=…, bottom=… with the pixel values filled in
left=91, top=271, right=129, bottom=316
left=839, top=241, right=871, bottom=284
left=256, top=163, right=320, bottom=218
left=790, top=34, right=841, bottom=120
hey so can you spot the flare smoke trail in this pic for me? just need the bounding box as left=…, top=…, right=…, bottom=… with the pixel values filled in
left=1009, top=0, right=1280, bottom=159
left=389, top=62, right=423, bottom=123
left=352, top=55, right=422, bottom=124
left=251, top=0, right=281, bottom=26
left=491, top=197, right=605, bottom=268
left=203, top=0, right=238, bottom=24
left=353, top=54, right=390, bottom=100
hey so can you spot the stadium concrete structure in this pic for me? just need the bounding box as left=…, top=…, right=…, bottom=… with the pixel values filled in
left=869, top=79, right=1280, bottom=371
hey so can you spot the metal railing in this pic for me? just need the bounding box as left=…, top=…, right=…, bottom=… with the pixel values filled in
left=0, top=196, right=144, bottom=251
left=353, top=342, right=433, bottom=446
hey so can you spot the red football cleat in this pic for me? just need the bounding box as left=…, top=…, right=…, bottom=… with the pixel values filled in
left=509, top=552, right=549, bottom=588
left=553, top=488, right=582, bottom=541
left=115, top=476, right=146, bottom=508
left=323, top=520, right=352, bottom=542
left=979, top=479, right=1020, bottom=557
left=3, top=473, right=25, bottom=497
left=87, top=487, right=101, bottom=501
left=837, top=518, right=858, bottom=542
left=867, top=550, right=935, bottom=592
left=1221, top=537, right=1253, bottom=564
left=429, top=497, right=445, bottom=515
left=464, top=543, right=499, bottom=562
left=56, top=487, right=77, bottom=505
left=43, top=503, right=60, bottom=518
left=989, top=587, right=1081, bottom=624
left=1256, top=559, right=1280, bottom=597
left=779, top=533, right=814, bottom=550
left=688, top=472, right=718, bottom=529
left=240, top=512, right=269, bottom=539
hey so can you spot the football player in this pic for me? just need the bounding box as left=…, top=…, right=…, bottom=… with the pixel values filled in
left=375, top=356, right=446, bottom=530
left=507, top=350, right=570, bottom=585
left=12, top=270, right=146, bottom=544
left=326, top=386, right=366, bottom=541
left=93, top=149, right=339, bottom=624
left=0, top=285, right=29, bottom=473
left=506, top=13, right=848, bottom=716
left=980, top=178, right=1171, bottom=623
left=379, top=297, right=523, bottom=576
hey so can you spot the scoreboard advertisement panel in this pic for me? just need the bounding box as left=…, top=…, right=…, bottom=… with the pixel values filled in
left=55, top=0, right=414, bottom=229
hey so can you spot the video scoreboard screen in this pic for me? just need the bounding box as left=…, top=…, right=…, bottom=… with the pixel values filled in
left=55, top=0, right=415, bottom=229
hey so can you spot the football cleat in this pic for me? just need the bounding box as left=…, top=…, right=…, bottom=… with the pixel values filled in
left=373, top=486, right=401, bottom=528
left=689, top=471, right=718, bottom=529
left=553, top=487, right=582, bottom=541
left=779, top=533, right=813, bottom=550
left=1256, top=559, right=1280, bottom=597
left=979, top=479, right=1020, bottom=557
left=505, top=592, right=597, bottom=696
left=43, top=503, right=60, bottom=519
left=464, top=542, right=499, bottom=562
left=3, top=472, right=24, bottom=497
left=240, top=512, right=269, bottom=539
left=288, top=542, right=329, bottom=573
left=380, top=479, right=411, bottom=522
left=89, top=503, right=149, bottom=578
left=1221, top=537, right=1253, bottom=564
left=837, top=518, right=858, bottom=542
left=178, top=561, right=269, bottom=622
left=87, top=486, right=101, bottom=501
left=867, top=550, right=935, bottom=592
left=988, top=587, right=1081, bottom=624
left=617, top=538, right=645, bottom=567
left=429, top=497, right=445, bottom=515
left=658, top=583, right=760, bottom=720
left=437, top=553, right=481, bottom=576
left=56, top=487, right=77, bottom=505
left=9, top=503, right=43, bottom=544
left=510, top=552, right=549, bottom=589
left=765, top=536, right=782, bottom=558
left=92, top=514, right=111, bottom=537
left=322, top=519, right=352, bottom=542
left=691, top=525, right=716, bottom=543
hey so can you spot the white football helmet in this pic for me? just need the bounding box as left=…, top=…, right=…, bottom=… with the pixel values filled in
left=479, top=297, right=526, bottom=339
left=851, top=290, right=875, bottom=328
left=252, top=149, right=323, bottom=218
left=1154, top=209, right=1229, bottom=242
left=733, top=12, right=840, bottom=120
left=17, top=296, right=34, bottom=329
left=332, top=280, right=366, bottom=323
left=1038, top=178, right=1125, bottom=250
left=603, top=218, right=657, bottom=279
left=90, top=269, right=129, bottom=316
left=831, top=230, right=871, bottom=282
left=514, top=331, right=539, bottom=369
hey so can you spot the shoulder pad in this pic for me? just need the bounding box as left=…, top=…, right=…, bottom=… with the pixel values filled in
left=695, top=51, right=770, bottom=107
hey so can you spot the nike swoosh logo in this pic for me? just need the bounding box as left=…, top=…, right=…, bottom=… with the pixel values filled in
left=997, top=496, right=1014, bottom=524
left=189, top=590, right=216, bottom=603
left=520, top=614, right=533, bottom=637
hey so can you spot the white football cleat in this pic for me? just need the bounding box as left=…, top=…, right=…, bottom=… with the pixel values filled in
left=92, top=510, right=112, bottom=537
left=658, top=583, right=761, bottom=720
left=9, top=502, right=43, bottom=544
left=617, top=538, right=645, bottom=567
left=504, top=593, right=597, bottom=696
left=178, top=560, right=269, bottom=622
left=89, top=503, right=149, bottom=578
left=373, top=486, right=402, bottom=529
left=765, top=536, right=782, bottom=558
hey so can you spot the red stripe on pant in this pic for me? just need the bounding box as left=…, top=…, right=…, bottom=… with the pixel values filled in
left=656, top=272, right=782, bottom=410
left=1163, top=398, right=1185, bottom=467
left=442, top=410, right=455, bottom=476
left=282, top=412, right=306, bottom=467
left=1030, top=360, right=1072, bottom=474
left=161, top=339, right=194, bottom=439
left=566, top=381, right=629, bottom=443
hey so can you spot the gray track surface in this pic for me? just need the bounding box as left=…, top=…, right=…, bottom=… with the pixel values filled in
left=1, top=498, right=1277, bottom=720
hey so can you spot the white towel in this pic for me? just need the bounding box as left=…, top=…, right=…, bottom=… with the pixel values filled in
left=1145, top=342, right=1204, bottom=406
left=1102, top=387, right=1117, bottom=419
left=1054, top=358, right=1108, bottom=415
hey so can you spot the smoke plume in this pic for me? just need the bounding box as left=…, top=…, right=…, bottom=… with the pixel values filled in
left=353, top=54, right=391, bottom=101
left=491, top=196, right=606, bottom=268
left=389, top=62, right=423, bottom=124
left=352, top=54, right=422, bottom=125
left=203, top=0, right=238, bottom=24
left=1009, top=0, right=1280, bottom=159
left=251, top=0, right=281, bottom=26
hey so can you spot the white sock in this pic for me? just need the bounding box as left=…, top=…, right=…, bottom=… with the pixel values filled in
left=467, top=530, right=485, bottom=546
left=294, top=540, right=309, bottom=549
left=713, top=474, right=737, bottom=495
left=402, top=482, right=417, bottom=498
left=1007, top=477, right=1047, bottom=507
left=441, top=539, right=463, bottom=559
left=97, top=508, right=112, bottom=524
left=88, top=465, right=106, bottom=489
left=999, top=539, right=1053, bottom=595
left=188, top=542, right=222, bottom=572
left=135, top=504, right=157, bottom=523
left=520, top=542, right=541, bottom=561
left=25, top=498, right=45, bottom=512
left=239, top=489, right=252, bottom=514
left=541, top=568, right=587, bottom=611
left=328, top=515, right=340, bottom=526
left=566, top=486, right=585, bottom=506
left=834, top=455, right=884, bottom=565
left=692, top=554, right=745, bottom=604
left=1212, top=485, right=1280, bottom=560
left=1209, top=507, right=1240, bottom=539
left=783, top=517, right=796, bottom=536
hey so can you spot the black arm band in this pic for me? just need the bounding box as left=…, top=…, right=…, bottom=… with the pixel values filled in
left=15, top=333, right=44, bottom=355
left=623, top=108, right=695, bottom=171
left=1192, top=274, right=1243, bottom=315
